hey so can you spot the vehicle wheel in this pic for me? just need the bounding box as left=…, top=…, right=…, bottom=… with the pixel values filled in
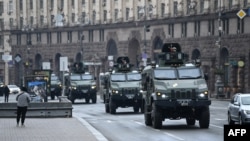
left=151, top=102, right=162, bottom=129
left=144, top=102, right=152, bottom=126
left=199, top=107, right=210, bottom=128
left=85, top=98, right=90, bottom=103
left=109, top=100, right=116, bottom=114
left=51, top=93, right=55, bottom=100
left=186, top=117, right=196, bottom=126
left=133, top=105, right=139, bottom=113
left=228, top=112, right=235, bottom=125
left=92, top=94, right=97, bottom=103
left=239, top=114, right=244, bottom=125
left=105, top=103, right=110, bottom=113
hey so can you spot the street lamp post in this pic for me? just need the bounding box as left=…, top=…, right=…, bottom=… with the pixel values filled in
left=139, top=0, right=150, bottom=67
left=22, top=25, right=34, bottom=86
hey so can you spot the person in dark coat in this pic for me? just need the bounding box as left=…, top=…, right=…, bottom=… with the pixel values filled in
left=4, top=85, right=10, bottom=103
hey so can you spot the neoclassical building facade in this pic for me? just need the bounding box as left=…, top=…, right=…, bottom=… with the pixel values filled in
left=0, top=0, right=250, bottom=97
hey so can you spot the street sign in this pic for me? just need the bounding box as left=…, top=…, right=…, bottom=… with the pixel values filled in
left=15, top=55, right=21, bottom=63
left=42, top=62, right=51, bottom=70
left=2, top=54, right=12, bottom=62
left=60, top=57, right=68, bottom=71
left=237, top=9, right=246, bottom=19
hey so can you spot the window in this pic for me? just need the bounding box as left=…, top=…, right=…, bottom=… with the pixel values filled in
left=57, top=32, right=61, bottom=43
left=47, top=32, right=52, bottom=44
left=114, top=9, right=118, bottom=21
left=126, top=8, right=129, bottom=21
left=40, top=0, right=43, bottom=9
left=173, top=1, right=178, bottom=16
left=161, top=3, right=165, bottom=17
left=222, top=19, right=229, bottom=35
left=244, top=0, right=248, bottom=7
left=168, top=24, right=174, bottom=38
left=103, top=10, right=107, bottom=22
left=40, top=15, right=44, bottom=25
left=8, top=0, right=13, bottom=13
left=20, top=0, right=23, bottom=11
left=82, top=12, right=86, bottom=23
left=0, top=19, right=3, bottom=30
left=99, top=29, right=104, bottom=42
left=78, top=31, right=84, bottom=41
left=82, top=0, right=85, bottom=5
left=30, top=16, right=34, bottom=26
left=208, top=20, right=215, bottom=35
left=237, top=18, right=244, bottom=34
left=200, top=0, right=204, bottom=13
left=0, top=2, right=3, bottom=16
left=51, top=0, right=54, bottom=10
left=20, top=17, right=24, bottom=28
left=37, top=33, right=42, bottom=43
left=187, top=0, right=191, bottom=14
left=17, top=34, right=21, bottom=45
left=194, top=21, right=200, bottom=36
left=93, top=0, right=95, bottom=4
left=92, top=11, right=96, bottom=24
left=181, top=22, right=187, bottom=37
left=10, top=18, right=14, bottom=28
left=72, top=13, right=75, bottom=22
left=30, top=0, right=33, bottom=10
left=214, top=0, right=218, bottom=11
left=0, top=35, right=3, bottom=46
left=71, top=0, right=75, bottom=8
left=51, top=15, right=54, bottom=26
left=67, top=31, right=72, bottom=43
left=89, top=30, right=93, bottom=42
left=60, top=0, right=64, bottom=9
left=228, top=0, right=232, bottom=10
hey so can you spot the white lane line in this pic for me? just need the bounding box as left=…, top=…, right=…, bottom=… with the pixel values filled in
left=210, top=124, right=223, bottom=129
left=163, top=132, right=185, bottom=141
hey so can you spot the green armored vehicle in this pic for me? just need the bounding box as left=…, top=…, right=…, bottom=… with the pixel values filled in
left=141, top=43, right=211, bottom=129
left=64, top=62, right=97, bottom=104
left=104, top=56, right=143, bottom=114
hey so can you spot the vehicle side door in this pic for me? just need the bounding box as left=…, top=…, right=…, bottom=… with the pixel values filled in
left=231, top=95, right=240, bottom=120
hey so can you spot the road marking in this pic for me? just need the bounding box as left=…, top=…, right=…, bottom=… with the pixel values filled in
left=163, top=132, right=185, bottom=141
left=210, top=124, right=223, bottom=129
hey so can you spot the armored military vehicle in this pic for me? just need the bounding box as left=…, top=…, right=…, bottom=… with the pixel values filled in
left=50, top=74, right=62, bottom=100
left=141, top=43, right=211, bottom=129
left=104, top=56, right=143, bottom=114
left=64, top=62, right=97, bottom=104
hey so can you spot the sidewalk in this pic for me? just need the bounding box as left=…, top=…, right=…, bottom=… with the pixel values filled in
left=0, top=94, right=108, bottom=141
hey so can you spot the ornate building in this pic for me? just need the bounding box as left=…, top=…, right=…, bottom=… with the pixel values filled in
left=0, top=0, right=250, bottom=97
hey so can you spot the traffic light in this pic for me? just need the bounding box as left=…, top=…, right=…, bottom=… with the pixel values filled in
left=145, top=25, right=150, bottom=32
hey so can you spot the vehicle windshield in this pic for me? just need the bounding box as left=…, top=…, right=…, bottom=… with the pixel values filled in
left=70, top=75, right=81, bottom=80
left=81, top=74, right=93, bottom=80
left=241, top=96, right=250, bottom=105
left=127, top=73, right=141, bottom=81
left=51, top=76, right=59, bottom=81
left=111, top=74, right=126, bottom=81
left=178, top=68, right=202, bottom=79
left=154, top=69, right=177, bottom=80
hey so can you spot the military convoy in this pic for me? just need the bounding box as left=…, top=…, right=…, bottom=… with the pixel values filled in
left=64, top=62, right=97, bottom=104
left=103, top=56, right=143, bottom=114
left=141, top=43, right=211, bottom=129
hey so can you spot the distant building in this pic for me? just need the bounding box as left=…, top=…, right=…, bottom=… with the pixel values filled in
left=0, top=0, right=250, bottom=96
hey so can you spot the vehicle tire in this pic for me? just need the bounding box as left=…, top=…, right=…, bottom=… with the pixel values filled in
left=239, top=114, right=244, bottom=125
left=144, top=102, right=152, bottom=126
left=151, top=102, right=162, bottom=129
left=186, top=117, right=196, bottom=126
left=109, top=100, right=116, bottom=114
left=133, top=105, right=139, bottom=113
left=51, top=93, right=55, bottom=100
left=85, top=98, right=90, bottom=104
left=199, top=107, right=210, bottom=128
left=105, top=103, right=110, bottom=113
left=228, top=112, right=235, bottom=125
left=92, top=94, right=97, bottom=103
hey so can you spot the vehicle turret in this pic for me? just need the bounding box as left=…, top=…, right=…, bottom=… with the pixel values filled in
left=112, top=56, right=134, bottom=72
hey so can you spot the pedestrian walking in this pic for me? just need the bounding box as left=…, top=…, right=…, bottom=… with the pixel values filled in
left=16, top=87, right=31, bottom=127
left=4, top=85, right=10, bottom=103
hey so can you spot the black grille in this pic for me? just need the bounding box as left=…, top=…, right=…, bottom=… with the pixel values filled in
left=121, top=88, right=139, bottom=94
left=170, top=89, right=196, bottom=99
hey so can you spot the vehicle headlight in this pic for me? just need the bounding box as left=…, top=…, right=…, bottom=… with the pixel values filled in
left=112, top=90, right=119, bottom=94
left=243, top=110, right=250, bottom=114
left=198, top=91, right=208, bottom=98
left=91, top=85, right=96, bottom=89
left=70, top=86, right=77, bottom=90
left=156, top=92, right=168, bottom=99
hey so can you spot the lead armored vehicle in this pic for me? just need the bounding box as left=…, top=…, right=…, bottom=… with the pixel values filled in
left=141, top=43, right=211, bottom=129
left=104, top=56, right=143, bottom=114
